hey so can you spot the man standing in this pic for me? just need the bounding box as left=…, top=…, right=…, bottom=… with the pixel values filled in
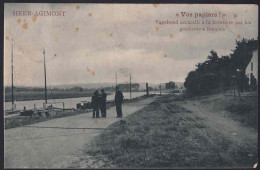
left=100, top=89, right=107, bottom=118
left=91, top=90, right=100, bottom=118
left=115, top=86, right=124, bottom=118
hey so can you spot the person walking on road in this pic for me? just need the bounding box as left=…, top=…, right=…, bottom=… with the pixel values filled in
left=115, top=86, right=124, bottom=118
left=91, top=90, right=100, bottom=118
left=100, top=89, right=107, bottom=118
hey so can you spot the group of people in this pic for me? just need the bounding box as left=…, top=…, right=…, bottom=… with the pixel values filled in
left=91, top=86, right=124, bottom=118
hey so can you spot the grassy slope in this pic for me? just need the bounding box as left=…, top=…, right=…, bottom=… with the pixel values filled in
left=83, top=94, right=257, bottom=168
left=190, top=91, right=258, bottom=129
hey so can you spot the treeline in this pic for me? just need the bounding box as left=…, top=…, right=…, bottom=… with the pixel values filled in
left=184, top=38, right=258, bottom=96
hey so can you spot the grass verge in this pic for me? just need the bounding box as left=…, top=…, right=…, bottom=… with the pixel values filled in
left=83, top=95, right=256, bottom=168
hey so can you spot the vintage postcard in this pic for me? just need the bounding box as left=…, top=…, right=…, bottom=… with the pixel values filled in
left=3, top=3, right=258, bottom=169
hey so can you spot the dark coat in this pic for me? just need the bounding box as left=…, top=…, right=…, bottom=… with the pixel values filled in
left=100, top=92, right=107, bottom=104
left=115, top=90, right=124, bottom=104
left=91, top=94, right=100, bottom=108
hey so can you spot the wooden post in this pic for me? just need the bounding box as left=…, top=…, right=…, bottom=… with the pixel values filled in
left=146, top=83, right=149, bottom=96
left=160, top=84, right=162, bottom=95
left=43, top=49, right=47, bottom=104
left=238, top=88, right=241, bottom=100
left=130, top=75, right=132, bottom=99
left=115, top=72, right=117, bottom=86
left=233, top=86, right=236, bottom=100
left=11, top=38, right=14, bottom=110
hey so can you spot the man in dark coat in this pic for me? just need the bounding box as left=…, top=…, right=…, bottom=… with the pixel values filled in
left=100, top=89, right=107, bottom=117
left=115, top=86, right=124, bottom=118
left=91, top=90, right=100, bottom=118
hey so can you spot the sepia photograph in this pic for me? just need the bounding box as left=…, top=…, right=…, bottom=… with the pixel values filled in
left=3, top=3, right=258, bottom=168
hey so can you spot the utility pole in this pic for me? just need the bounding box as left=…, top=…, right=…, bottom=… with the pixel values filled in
left=43, top=49, right=47, bottom=104
left=160, top=83, right=162, bottom=95
left=11, top=38, right=14, bottom=110
left=115, top=71, right=117, bottom=86
left=130, top=74, right=132, bottom=99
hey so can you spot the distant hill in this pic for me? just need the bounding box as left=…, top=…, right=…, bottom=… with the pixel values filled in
left=49, top=83, right=116, bottom=89
left=5, top=82, right=184, bottom=90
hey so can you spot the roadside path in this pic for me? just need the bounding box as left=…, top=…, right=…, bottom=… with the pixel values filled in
left=4, top=96, right=156, bottom=168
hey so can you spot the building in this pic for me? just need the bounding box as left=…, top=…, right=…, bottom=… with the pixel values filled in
left=245, top=49, right=258, bottom=85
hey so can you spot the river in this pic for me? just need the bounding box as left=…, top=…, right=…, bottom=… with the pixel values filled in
left=4, top=91, right=149, bottom=111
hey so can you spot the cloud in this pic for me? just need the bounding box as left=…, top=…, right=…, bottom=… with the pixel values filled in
left=4, top=3, right=258, bottom=86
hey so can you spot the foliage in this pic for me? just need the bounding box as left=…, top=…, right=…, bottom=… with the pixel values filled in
left=165, top=81, right=176, bottom=90
left=184, top=38, right=258, bottom=96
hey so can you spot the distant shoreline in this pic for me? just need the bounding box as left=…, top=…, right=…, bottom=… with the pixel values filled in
left=4, top=91, right=106, bottom=102
left=4, top=91, right=148, bottom=102
left=4, top=94, right=93, bottom=102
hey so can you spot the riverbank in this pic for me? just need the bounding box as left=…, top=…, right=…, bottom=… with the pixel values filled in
left=5, top=91, right=96, bottom=102
left=4, top=94, right=153, bottom=129
left=78, top=92, right=257, bottom=168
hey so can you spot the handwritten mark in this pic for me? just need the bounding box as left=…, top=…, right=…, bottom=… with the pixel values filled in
left=109, top=33, right=113, bottom=37
left=88, top=12, right=92, bottom=17
left=237, top=34, right=241, bottom=39
left=155, top=27, right=159, bottom=32
left=233, top=13, right=238, bottom=18
left=87, top=67, right=91, bottom=72
left=76, top=5, right=80, bottom=10
left=170, top=34, right=174, bottom=38
left=75, top=27, right=79, bottom=32
left=17, top=18, right=21, bottom=24
left=164, top=54, right=168, bottom=58
left=5, top=36, right=9, bottom=40
left=91, top=71, right=95, bottom=76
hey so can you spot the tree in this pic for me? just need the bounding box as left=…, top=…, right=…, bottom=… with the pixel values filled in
left=184, top=38, right=258, bottom=96
left=165, top=81, right=176, bottom=90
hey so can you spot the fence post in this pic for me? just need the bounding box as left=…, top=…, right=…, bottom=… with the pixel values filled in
left=146, top=83, right=149, bottom=96
left=233, top=87, right=236, bottom=100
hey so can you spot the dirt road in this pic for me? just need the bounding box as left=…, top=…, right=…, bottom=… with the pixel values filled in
left=4, top=96, right=156, bottom=168
left=179, top=94, right=258, bottom=167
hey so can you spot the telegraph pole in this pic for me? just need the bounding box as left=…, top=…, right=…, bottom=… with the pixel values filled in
left=11, top=38, right=14, bottom=110
left=129, top=74, right=132, bottom=99
left=43, top=49, right=47, bottom=104
left=160, top=83, right=162, bottom=95
left=115, top=71, right=117, bottom=86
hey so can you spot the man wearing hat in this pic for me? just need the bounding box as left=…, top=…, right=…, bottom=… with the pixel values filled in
left=115, top=86, right=124, bottom=118
left=91, top=90, right=100, bottom=118
left=100, top=89, right=107, bottom=117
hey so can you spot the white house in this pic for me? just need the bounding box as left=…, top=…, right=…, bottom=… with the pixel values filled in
left=245, top=49, right=258, bottom=85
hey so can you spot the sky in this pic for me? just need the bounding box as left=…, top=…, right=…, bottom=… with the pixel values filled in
left=4, top=3, right=258, bottom=87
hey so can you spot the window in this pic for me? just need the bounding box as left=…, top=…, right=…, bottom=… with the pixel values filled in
left=251, top=62, right=253, bottom=71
